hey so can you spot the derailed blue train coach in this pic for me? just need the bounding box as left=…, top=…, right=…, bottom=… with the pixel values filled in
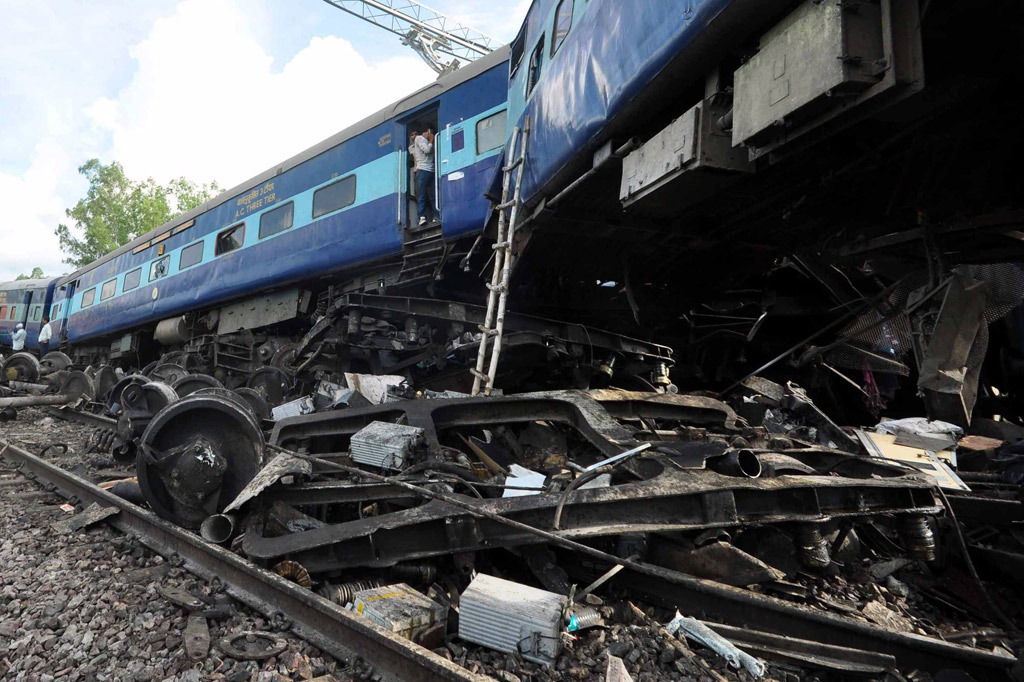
left=34, top=47, right=511, bottom=360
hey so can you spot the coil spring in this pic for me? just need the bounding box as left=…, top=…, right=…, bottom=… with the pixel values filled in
left=566, top=607, right=602, bottom=632
left=88, top=427, right=117, bottom=454
left=318, top=580, right=383, bottom=606
left=899, top=515, right=936, bottom=562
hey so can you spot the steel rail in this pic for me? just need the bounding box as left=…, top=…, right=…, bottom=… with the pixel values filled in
left=43, top=405, right=118, bottom=429
left=0, top=439, right=488, bottom=682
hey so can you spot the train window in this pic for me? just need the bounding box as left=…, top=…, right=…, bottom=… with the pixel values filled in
left=0, top=306, right=6, bottom=320
left=81, top=289, right=96, bottom=309
left=124, top=267, right=142, bottom=292
left=527, top=35, right=545, bottom=98
left=10, top=306, right=17, bottom=320
left=259, top=201, right=294, bottom=239
left=101, top=279, right=117, bottom=301
left=477, top=110, right=507, bottom=154
left=179, top=241, right=204, bottom=270
left=51, top=305, right=58, bottom=319
left=509, top=23, right=527, bottom=78
left=551, top=0, right=573, bottom=56
left=451, top=128, right=465, bottom=153
left=216, top=223, right=245, bottom=256
left=150, top=256, right=170, bottom=282
left=32, top=306, right=42, bottom=321
left=313, top=178, right=356, bottom=219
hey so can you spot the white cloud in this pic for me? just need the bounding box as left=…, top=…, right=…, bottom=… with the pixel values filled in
left=90, top=0, right=436, bottom=189
left=0, top=141, right=77, bottom=279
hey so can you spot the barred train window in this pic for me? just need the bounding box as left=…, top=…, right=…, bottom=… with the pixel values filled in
left=180, top=241, right=204, bottom=269
left=551, top=0, right=573, bottom=56
left=216, top=223, right=245, bottom=256
left=259, top=201, right=294, bottom=239
left=81, top=289, right=96, bottom=309
left=150, top=256, right=170, bottom=282
left=101, top=279, right=117, bottom=301
left=477, top=110, right=507, bottom=154
left=123, top=268, right=142, bottom=292
left=312, top=177, right=356, bottom=219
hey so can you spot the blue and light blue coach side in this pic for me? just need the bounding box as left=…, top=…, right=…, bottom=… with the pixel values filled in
left=55, top=47, right=510, bottom=347
left=0, top=278, right=58, bottom=352
left=503, top=0, right=796, bottom=207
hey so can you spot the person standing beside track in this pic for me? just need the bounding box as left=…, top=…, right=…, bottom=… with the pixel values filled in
left=410, top=127, right=436, bottom=227
left=11, top=323, right=26, bottom=352
left=38, top=317, right=52, bottom=355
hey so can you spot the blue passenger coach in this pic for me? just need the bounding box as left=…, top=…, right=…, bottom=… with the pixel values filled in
left=54, top=47, right=510, bottom=351
left=503, top=0, right=795, bottom=207
left=0, top=278, right=58, bottom=352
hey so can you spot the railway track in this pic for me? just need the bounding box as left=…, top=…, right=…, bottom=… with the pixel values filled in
left=0, top=438, right=488, bottom=682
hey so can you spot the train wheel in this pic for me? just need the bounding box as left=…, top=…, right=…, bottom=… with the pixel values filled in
left=171, top=373, right=224, bottom=398
left=150, top=363, right=189, bottom=385
left=92, top=365, right=120, bottom=404
left=234, top=387, right=272, bottom=421
left=246, top=367, right=292, bottom=407
left=40, top=351, right=73, bottom=376
left=137, top=394, right=264, bottom=529
left=2, top=353, right=42, bottom=383
left=270, top=344, right=299, bottom=375
left=108, top=374, right=148, bottom=414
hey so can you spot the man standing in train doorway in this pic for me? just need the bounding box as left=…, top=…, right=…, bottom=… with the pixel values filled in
left=38, top=316, right=52, bottom=355
left=410, top=127, right=436, bottom=227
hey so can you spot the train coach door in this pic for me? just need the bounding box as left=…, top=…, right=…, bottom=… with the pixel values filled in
left=401, top=108, right=440, bottom=232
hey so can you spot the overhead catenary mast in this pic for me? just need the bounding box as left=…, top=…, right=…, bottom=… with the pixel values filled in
left=320, top=0, right=497, bottom=76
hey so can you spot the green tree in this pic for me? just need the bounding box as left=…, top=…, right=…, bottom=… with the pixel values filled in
left=55, top=159, right=219, bottom=268
left=16, top=267, right=45, bottom=280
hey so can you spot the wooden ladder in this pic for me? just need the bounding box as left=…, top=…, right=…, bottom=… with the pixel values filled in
left=471, top=116, right=530, bottom=396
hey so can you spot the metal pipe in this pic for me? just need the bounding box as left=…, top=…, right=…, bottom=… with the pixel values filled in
left=200, top=513, right=238, bottom=544
left=547, top=138, right=641, bottom=208
left=0, top=393, right=73, bottom=408
left=708, top=450, right=762, bottom=478
left=8, top=381, right=52, bottom=395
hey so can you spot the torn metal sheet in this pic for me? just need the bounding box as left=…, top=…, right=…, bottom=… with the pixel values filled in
left=223, top=452, right=313, bottom=513
left=344, top=373, right=406, bottom=405
left=50, top=502, right=119, bottom=534
left=502, top=464, right=546, bottom=498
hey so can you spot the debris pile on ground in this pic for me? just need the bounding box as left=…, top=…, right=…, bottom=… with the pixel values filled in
left=2, top=362, right=1023, bottom=681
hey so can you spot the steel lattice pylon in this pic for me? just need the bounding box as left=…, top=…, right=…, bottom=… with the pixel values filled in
left=321, top=0, right=497, bottom=75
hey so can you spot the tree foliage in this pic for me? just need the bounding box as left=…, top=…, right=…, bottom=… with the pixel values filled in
left=55, top=159, right=220, bottom=269
left=16, top=267, right=45, bottom=280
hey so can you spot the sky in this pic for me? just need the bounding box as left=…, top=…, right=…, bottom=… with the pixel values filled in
left=0, top=0, right=530, bottom=281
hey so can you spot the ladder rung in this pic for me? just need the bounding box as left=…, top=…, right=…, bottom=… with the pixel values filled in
left=486, top=284, right=507, bottom=294
left=502, top=158, right=524, bottom=172
left=491, top=241, right=510, bottom=250
left=495, top=200, right=516, bottom=210
left=477, top=325, right=500, bottom=336
left=469, top=369, right=491, bottom=381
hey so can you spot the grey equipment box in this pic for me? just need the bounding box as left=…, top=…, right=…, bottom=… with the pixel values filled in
left=732, top=0, right=885, bottom=149
left=458, top=573, right=567, bottom=667
left=620, top=98, right=752, bottom=215
left=350, top=420, right=425, bottom=471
